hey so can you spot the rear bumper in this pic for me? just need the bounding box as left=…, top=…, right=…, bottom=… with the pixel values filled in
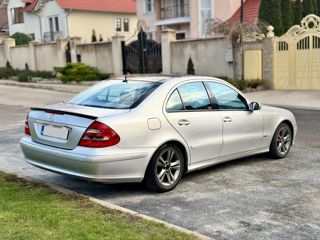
left=20, top=136, right=153, bottom=183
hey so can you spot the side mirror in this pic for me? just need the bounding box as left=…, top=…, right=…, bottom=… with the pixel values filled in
left=249, top=102, right=262, bottom=111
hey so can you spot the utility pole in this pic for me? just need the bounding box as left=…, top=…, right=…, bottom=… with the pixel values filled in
left=240, top=0, right=244, bottom=80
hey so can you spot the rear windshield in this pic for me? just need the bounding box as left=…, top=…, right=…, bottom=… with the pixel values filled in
left=67, top=80, right=161, bottom=109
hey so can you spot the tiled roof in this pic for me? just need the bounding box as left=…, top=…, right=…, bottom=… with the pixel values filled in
left=21, top=0, right=38, bottom=12
left=21, top=0, right=136, bottom=13
left=229, top=0, right=261, bottom=23
left=0, top=8, right=8, bottom=30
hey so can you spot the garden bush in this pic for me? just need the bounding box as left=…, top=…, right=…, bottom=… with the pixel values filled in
left=0, top=61, right=54, bottom=81
left=10, top=32, right=32, bottom=46
left=54, top=63, right=109, bottom=83
left=247, top=79, right=264, bottom=89
left=226, top=79, right=248, bottom=90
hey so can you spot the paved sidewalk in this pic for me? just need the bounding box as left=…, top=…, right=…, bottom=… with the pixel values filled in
left=246, top=90, right=320, bottom=110
left=1, top=80, right=319, bottom=110
left=0, top=79, right=89, bottom=93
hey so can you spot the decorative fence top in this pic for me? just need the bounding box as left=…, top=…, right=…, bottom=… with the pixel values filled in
left=282, top=14, right=320, bottom=38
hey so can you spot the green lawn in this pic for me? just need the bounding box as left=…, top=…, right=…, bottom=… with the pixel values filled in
left=0, top=172, right=197, bottom=240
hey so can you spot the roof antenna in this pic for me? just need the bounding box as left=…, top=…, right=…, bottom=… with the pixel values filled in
left=123, top=75, right=128, bottom=83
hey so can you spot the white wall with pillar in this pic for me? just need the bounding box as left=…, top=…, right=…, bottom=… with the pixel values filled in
left=0, top=35, right=125, bottom=76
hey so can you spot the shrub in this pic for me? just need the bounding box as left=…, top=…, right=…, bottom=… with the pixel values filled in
left=10, top=32, right=32, bottom=46
left=54, top=63, right=109, bottom=83
left=187, top=58, right=195, bottom=75
left=92, top=29, right=97, bottom=42
left=226, top=79, right=248, bottom=90
left=17, top=71, right=31, bottom=82
left=0, top=61, right=15, bottom=79
left=248, top=79, right=264, bottom=89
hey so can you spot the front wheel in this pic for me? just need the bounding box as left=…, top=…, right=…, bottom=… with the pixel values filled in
left=144, top=144, right=184, bottom=192
left=269, top=123, right=292, bottom=159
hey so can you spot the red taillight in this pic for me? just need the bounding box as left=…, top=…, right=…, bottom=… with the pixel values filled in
left=25, top=114, right=31, bottom=135
left=78, top=121, right=120, bottom=148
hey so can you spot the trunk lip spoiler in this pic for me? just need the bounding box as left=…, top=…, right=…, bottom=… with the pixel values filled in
left=30, top=107, right=98, bottom=120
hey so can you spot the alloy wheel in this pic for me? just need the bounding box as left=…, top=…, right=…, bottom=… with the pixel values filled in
left=276, top=127, right=291, bottom=155
left=156, top=149, right=181, bottom=186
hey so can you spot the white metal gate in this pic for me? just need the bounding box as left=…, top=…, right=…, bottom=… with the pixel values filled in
left=274, top=14, right=320, bottom=89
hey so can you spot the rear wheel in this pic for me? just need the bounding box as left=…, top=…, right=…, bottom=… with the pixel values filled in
left=144, top=144, right=184, bottom=192
left=269, top=123, right=292, bottom=159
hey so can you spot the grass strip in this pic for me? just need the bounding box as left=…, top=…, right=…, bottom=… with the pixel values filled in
left=0, top=172, right=198, bottom=240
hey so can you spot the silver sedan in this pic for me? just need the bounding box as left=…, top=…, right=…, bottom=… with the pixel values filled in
left=20, top=76, right=297, bottom=192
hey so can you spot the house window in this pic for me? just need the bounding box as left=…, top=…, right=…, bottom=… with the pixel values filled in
left=145, top=0, right=154, bottom=13
left=11, top=8, right=24, bottom=24
left=55, top=17, right=60, bottom=32
left=199, top=0, right=212, bottom=36
left=123, top=18, right=129, bottom=32
left=115, top=18, right=121, bottom=32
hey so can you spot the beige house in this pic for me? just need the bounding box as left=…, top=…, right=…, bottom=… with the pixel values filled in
left=0, top=0, right=137, bottom=42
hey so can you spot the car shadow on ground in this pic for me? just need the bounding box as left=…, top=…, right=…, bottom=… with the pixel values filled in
left=51, top=153, right=274, bottom=199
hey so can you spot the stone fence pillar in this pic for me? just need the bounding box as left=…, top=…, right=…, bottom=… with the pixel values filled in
left=3, top=38, right=15, bottom=63
left=112, top=35, right=125, bottom=76
left=161, top=29, right=176, bottom=74
left=29, top=41, right=38, bottom=71
left=69, top=37, right=82, bottom=63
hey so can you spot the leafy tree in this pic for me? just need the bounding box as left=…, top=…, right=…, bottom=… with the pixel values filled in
left=10, top=32, right=32, bottom=46
left=259, top=0, right=284, bottom=36
left=302, top=0, right=316, bottom=17
left=99, top=34, right=103, bottom=42
left=91, top=29, right=97, bottom=42
left=293, top=0, right=303, bottom=25
left=281, top=0, right=294, bottom=33
left=187, top=58, right=195, bottom=75
left=317, top=0, right=320, bottom=14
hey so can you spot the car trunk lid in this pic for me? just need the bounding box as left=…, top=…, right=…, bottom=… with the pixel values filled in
left=28, top=103, right=130, bottom=150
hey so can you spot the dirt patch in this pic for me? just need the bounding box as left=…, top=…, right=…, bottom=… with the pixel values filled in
left=4, top=174, right=29, bottom=187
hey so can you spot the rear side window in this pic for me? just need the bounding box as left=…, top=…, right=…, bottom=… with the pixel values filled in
left=67, top=80, right=161, bottom=109
left=166, top=90, right=184, bottom=111
left=206, top=82, right=248, bottom=110
left=178, top=82, right=211, bottom=110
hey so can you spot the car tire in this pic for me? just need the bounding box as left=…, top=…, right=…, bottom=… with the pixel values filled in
left=144, top=144, right=184, bottom=192
left=269, top=123, right=292, bottom=159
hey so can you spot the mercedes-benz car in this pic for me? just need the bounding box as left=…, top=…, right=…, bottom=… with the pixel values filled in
left=20, top=76, right=297, bottom=192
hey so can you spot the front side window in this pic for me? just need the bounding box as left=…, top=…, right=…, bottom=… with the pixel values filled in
left=206, top=82, right=248, bottom=110
left=145, top=0, right=154, bottom=13
left=178, top=82, right=211, bottom=110
left=166, top=90, right=184, bottom=111
left=11, top=8, right=24, bottom=24
left=114, top=18, right=121, bottom=32
left=67, top=80, right=161, bottom=109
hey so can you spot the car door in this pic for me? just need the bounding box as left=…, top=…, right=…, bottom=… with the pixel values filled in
left=206, top=81, right=263, bottom=156
left=164, top=81, right=223, bottom=164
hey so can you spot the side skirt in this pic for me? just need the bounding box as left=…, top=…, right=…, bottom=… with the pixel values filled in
left=186, top=147, right=269, bottom=173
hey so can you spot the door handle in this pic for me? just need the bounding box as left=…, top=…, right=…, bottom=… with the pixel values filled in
left=223, top=117, right=233, bottom=123
left=178, top=119, right=191, bottom=126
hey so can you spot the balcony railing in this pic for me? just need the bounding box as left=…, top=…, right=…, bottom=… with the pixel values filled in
left=160, top=4, right=190, bottom=20
left=43, top=31, right=63, bottom=42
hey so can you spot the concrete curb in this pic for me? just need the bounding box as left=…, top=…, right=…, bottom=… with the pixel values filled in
left=0, top=168, right=213, bottom=240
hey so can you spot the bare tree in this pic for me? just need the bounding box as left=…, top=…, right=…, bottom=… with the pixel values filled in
left=205, top=18, right=269, bottom=79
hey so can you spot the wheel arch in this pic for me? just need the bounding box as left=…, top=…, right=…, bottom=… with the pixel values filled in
left=145, top=139, right=190, bottom=176
left=280, top=119, right=295, bottom=141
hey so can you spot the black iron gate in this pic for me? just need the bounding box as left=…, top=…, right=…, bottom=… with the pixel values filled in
left=121, top=29, right=162, bottom=74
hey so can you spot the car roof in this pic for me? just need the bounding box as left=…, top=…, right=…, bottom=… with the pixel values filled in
left=113, top=75, right=221, bottom=83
